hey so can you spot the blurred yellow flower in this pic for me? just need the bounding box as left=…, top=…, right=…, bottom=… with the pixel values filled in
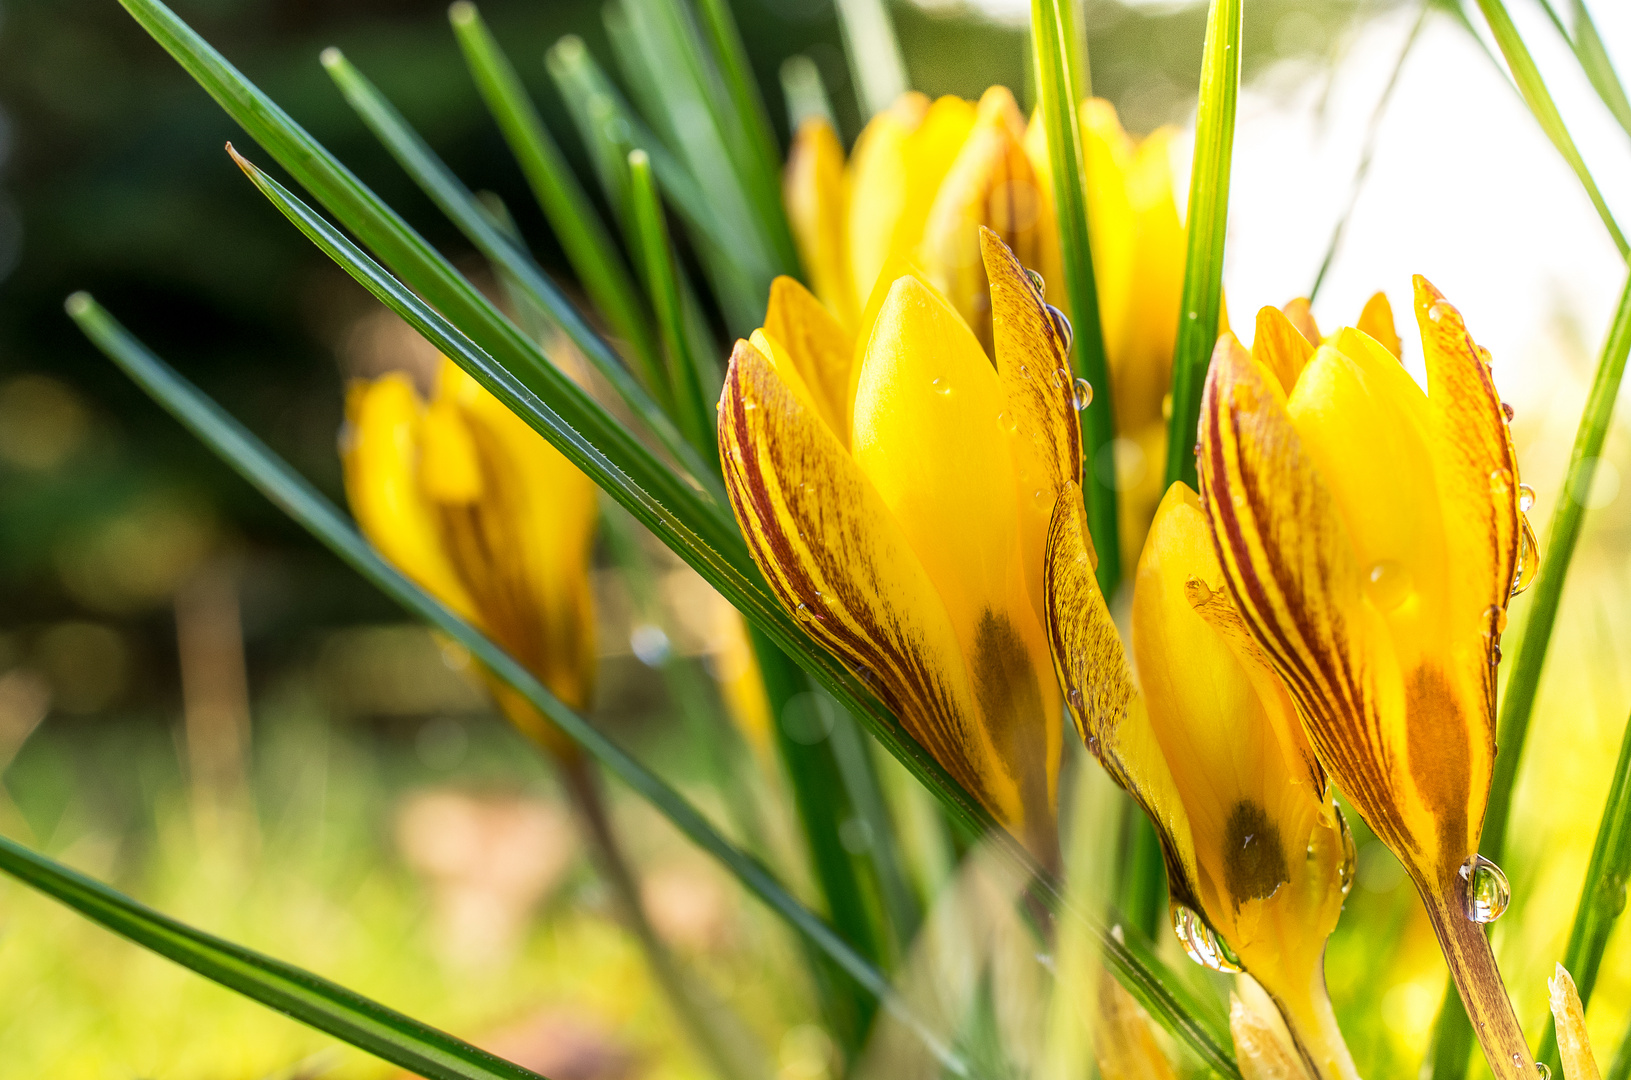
left=343, top=358, right=599, bottom=758
left=1195, top=280, right=1537, bottom=1073
left=1550, top=964, right=1600, bottom=1080
left=717, top=231, right=1081, bottom=858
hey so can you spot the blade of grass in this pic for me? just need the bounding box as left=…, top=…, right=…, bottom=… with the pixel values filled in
left=447, top=2, right=668, bottom=405
left=779, top=56, right=835, bottom=129
left=317, top=49, right=715, bottom=499
left=0, top=831, right=548, bottom=1080
left=832, top=0, right=909, bottom=119
left=1309, top=2, right=1427, bottom=301
left=116, top=0, right=736, bottom=557
left=627, top=148, right=718, bottom=466
left=1165, top=0, right=1242, bottom=491
left=1428, top=266, right=1631, bottom=1080
left=234, top=140, right=1236, bottom=1074
left=68, top=291, right=977, bottom=1080
left=1030, top=0, right=1120, bottom=597
left=1472, top=0, right=1629, bottom=258
left=1537, top=705, right=1631, bottom=1072
left=1535, top=0, right=1631, bottom=142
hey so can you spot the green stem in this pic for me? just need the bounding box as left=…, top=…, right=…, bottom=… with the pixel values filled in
left=1166, top=0, right=1242, bottom=492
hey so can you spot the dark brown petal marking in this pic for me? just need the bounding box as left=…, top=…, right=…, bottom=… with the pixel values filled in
left=1197, top=337, right=1417, bottom=857
left=719, top=340, right=996, bottom=810
left=1223, top=800, right=1289, bottom=905
left=1406, top=664, right=1473, bottom=860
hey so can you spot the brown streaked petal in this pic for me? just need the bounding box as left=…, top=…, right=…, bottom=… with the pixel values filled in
left=1196, top=333, right=1418, bottom=862
left=719, top=337, right=1029, bottom=831
left=762, top=276, right=859, bottom=445
left=1251, top=306, right=1317, bottom=397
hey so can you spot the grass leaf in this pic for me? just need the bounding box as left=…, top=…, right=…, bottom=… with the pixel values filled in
left=832, top=0, right=909, bottom=119
left=1030, top=0, right=1121, bottom=596
left=1165, top=0, right=1242, bottom=491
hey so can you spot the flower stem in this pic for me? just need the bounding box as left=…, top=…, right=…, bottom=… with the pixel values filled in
left=1417, top=868, right=1534, bottom=1080
left=1268, top=966, right=1361, bottom=1080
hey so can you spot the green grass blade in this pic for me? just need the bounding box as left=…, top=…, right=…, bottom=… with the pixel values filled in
left=445, top=2, right=667, bottom=403
left=116, top=0, right=738, bottom=551
left=1428, top=266, right=1631, bottom=1080
left=1612, top=1015, right=1631, bottom=1080
left=0, top=831, right=547, bottom=1080
left=779, top=56, right=835, bottom=128
left=1536, top=0, right=1631, bottom=141
left=1165, top=0, right=1242, bottom=491
left=316, top=49, right=716, bottom=497
left=832, top=0, right=909, bottom=118
left=1472, top=0, right=1629, bottom=258
left=628, top=149, right=717, bottom=465
left=1030, top=0, right=1121, bottom=597
left=67, top=292, right=977, bottom=1080
left=1537, top=706, right=1631, bottom=1072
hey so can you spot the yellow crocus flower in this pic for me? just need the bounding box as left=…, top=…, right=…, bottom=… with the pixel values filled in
left=342, top=357, right=598, bottom=757
left=784, top=87, right=1062, bottom=355
left=718, top=230, right=1081, bottom=858
left=1195, top=280, right=1537, bottom=1075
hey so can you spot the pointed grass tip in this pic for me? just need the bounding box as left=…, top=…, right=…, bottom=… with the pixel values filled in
left=64, top=291, right=93, bottom=319
left=448, top=1, right=477, bottom=27
left=319, top=46, right=343, bottom=70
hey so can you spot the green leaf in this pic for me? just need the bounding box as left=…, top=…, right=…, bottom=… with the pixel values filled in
left=1165, top=0, right=1242, bottom=492
left=1472, top=0, right=1629, bottom=258
left=1537, top=704, right=1631, bottom=1072
left=1029, top=0, right=1121, bottom=597
left=0, top=831, right=546, bottom=1080
left=832, top=0, right=909, bottom=119
left=66, top=292, right=975, bottom=1080
left=778, top=56, right=835, bottom=129
left=627, top=148, right=717, bottom=465
left=316, top=47, right=716, bottom=499
left=445, top=2, right=668, bottom=405
left=1428, top=266, right=1631, bottom=1080
left=1536, top=0, right=1631, bottom=142
left=115, top=0, right=734, bottom=557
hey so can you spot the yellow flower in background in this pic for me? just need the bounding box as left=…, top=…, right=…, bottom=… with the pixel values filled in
left=343, top=357, right=599, bottom=758
left=1196, top=281, right=1537, bottom=1070
left=1550, top=964, right=1601, bottom=1080
left=784, top=86, right=1063, bottom=354
left=718, top=230, right=1082, bottom=858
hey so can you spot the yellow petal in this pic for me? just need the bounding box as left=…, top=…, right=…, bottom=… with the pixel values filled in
left=1281, top=298, right=1321, bottom=345
left=851, top=274, right=1061, bottom=845
left=719, top=336, right=1034, bottom=843
left=983, top=227, right=1085, bottom=626
left=847, top=93, right=977, bottom=311
left=784, top=118, right=857, bottom=331
left=1229, top=991, right=1304, bottom=1080
left=918, top=86, right=1060, bottom=354
left=1093, top=965, right=1178, bottom=1080
left=1550, top=963, right=1601, bottom=1080
left=761, top=275, right=857, bottom=445
left=1252, top=305, right=1317, bottom=397
left=342, top=373, right=478, bottom=624
left=1358, top=290, right=1401, bottom=359
left=1113, top=122, right=1185, bottom=437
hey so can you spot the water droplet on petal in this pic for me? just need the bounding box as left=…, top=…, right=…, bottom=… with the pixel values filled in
left=1336, top=803, right=1357, bottom=897
left=1459, top=854, right=1511, bottom=923
left=1170, top=903, right=1243, bottom=972
left=1428, top=301, right=1453, bottom=323
left=1518, top=483, right=1536, bottom=513
left=1025, top=268, right=1046, bottom=294
left=1067, top=687, right=1084, bottom=712
left=1536, top=1064, right=1552, bottom=1080
left=743, top=399, right=758, bottom=410
left=1073, top=377, right=1093, bottom=411
left=1051, top=366, right=1068, bottom=389
left=1512, top=513, right=1539, bottom=597
left=1046, top=304, right=1074, bottom=351
left=932, top=376, right=952, bottom=396
left=998, top=410, right=1018, bottom=434
left=1019, top=365, right=1029, bottom=378
left=1490, top=468, right=1512, bottom=496
left=1365, top=559, right=1412, bottom=611
left=1490, top=643, right=1503, bottom=665
left=1501, top=402, right=1515, bottom=422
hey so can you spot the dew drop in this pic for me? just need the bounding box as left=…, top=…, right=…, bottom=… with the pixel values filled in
left=1490, top=643, right=1503, bottom=665
left=1428, top=301, right=1453, bottom=323
left=1019, top=365, right=1029, bottom=378
left=1459, top=854, right=1511, bottom=923
left=1365, top=559, right=1412, bottom=611
left=1501, top=402, right=1515, bottom=422
left=1067, top=687, right=1084, bottom=712
left=932, top=376, right=952, bottom=396
left=1478, top=346, right=1494, bottom=366
left=1513, top=1055, right=1524, bottom=1069
left=1085, top=734, right=1100, bottom=756
left=1073, top=377, right=1093, bottom=411
left=1170, top=903, right=1243, bottom=972
left=1518, top=483, right=1536, bottom=513
left=1511, top=513, right=1539, bottom=597
left=998, top=410, right=1018, bottom=434
left=1051, top=366, right=1069, bottom=390
left=1536, top=1065, right=1552, bottom=1080
left=1490, top=468, right=1512, bottom=496
left=744, top=399, right=758, bottom=410
left=1025, top=268, right=1046, bottom=294
left=1046, top=304, right=1074, bottom=351
left=1483, top=604, right=1509, bottom=636
left=1336, top=804, right=1357, bottom=897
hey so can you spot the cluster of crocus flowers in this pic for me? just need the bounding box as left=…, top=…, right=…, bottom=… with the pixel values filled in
left=785, top=91, right=1192, bottom=568
left=342, top=356, right=599, bottom=758
left=717, top=230, right=1080, bottom=859
left=1195, top=279, right=1538, bottom=1075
